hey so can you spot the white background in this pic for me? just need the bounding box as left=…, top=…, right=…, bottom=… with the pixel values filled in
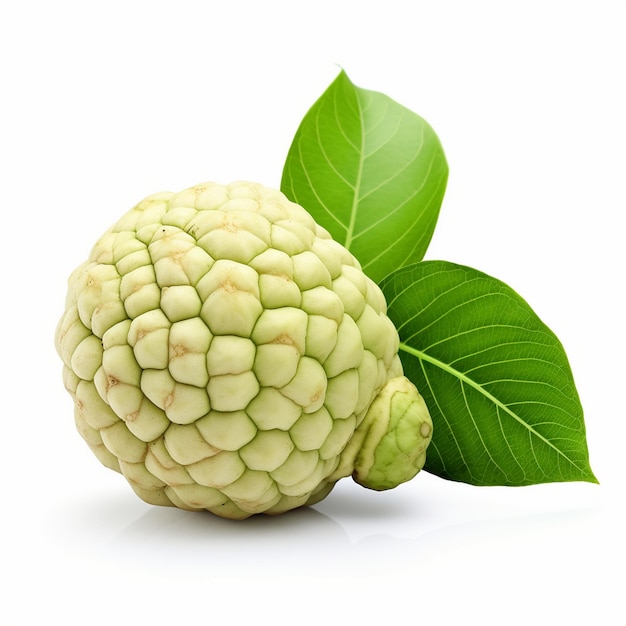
left=2, top=1, right=624, bottom=623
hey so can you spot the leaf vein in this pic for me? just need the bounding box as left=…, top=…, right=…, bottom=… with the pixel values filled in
left=400, top=341, right=588, bottom=474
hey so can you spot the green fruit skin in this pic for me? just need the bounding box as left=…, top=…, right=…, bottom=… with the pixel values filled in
left=55, top=181, right=432, bottom=519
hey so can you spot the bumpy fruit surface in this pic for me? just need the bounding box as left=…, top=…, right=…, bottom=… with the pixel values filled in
left=55, top=181, right=432, bottom=519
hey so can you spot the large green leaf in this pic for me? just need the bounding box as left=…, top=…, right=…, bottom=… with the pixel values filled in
left=380, top=260, right=597, bottom=486
left=281, top=70, right=448, bottom=283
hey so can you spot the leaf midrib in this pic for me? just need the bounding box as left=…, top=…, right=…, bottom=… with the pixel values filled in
left=343, top=91, right=365, bottom=251
left=399, top=341, right=586, bottom=471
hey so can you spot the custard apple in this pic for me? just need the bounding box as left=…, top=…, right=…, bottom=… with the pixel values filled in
left=55, top=181, right=432, bottom=519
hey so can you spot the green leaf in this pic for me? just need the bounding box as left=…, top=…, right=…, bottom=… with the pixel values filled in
left=281, top=70, right=448, bottom=283
left=380, top=260, right=597, bottom=486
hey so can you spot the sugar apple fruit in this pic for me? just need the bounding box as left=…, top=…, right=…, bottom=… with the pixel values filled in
left=55, top=181, right=433, bottom=519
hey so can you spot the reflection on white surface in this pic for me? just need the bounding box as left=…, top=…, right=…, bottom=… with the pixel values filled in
left=46, top=471, right=607, bottom=578
left=3, top=442, right=615, bottom=624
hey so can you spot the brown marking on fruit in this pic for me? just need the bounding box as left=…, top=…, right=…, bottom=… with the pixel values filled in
left=221, top=279, right=238, bottom=293
left=164, top=393, right=175, bottom=409
left=171, top=344, right=188, bottom=357
left=272, top=334, right=295, bottom=346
